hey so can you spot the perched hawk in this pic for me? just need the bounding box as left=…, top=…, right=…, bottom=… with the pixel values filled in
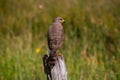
left=47, top=17, right=64, bottom=56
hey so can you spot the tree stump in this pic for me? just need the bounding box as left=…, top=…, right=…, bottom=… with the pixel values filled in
left=43, top=54, right=67, bottom=80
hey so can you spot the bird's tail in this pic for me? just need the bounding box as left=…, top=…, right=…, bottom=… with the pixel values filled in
left=48, top=49, right=57, bottom=57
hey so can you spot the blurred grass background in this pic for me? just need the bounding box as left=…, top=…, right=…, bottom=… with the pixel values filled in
left=0, top=0, right=120, bottom=80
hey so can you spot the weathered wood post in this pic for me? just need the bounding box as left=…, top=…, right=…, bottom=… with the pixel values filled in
left=43, top=54, right=67, bottom=80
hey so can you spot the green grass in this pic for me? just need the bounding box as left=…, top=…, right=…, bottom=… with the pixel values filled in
left=0, top=0, right=120, bottom=80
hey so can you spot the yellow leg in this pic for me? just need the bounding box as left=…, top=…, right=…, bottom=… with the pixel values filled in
left=57, top=52, right=62, bottom=56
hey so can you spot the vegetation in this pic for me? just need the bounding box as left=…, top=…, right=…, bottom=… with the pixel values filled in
left=0, top=0, right=120, bottom=80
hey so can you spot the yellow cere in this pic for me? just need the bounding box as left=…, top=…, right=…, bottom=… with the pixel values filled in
left=35, top=48, right=41, bottom=54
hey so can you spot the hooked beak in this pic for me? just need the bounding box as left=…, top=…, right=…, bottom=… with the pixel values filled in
left=60, top=19, right=64, bottom=23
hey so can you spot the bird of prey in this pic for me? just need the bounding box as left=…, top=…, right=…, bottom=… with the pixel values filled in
left=47, top=17, right=64, bottom=57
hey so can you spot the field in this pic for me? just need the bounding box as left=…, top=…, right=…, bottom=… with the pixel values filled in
left=0, top=0, right=120, bottom=80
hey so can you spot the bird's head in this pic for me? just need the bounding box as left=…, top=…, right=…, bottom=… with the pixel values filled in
left=53, top=17, right=64, bottom=23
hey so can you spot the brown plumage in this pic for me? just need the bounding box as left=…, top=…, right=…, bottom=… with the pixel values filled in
left=47, top=17, right=64, bottom=56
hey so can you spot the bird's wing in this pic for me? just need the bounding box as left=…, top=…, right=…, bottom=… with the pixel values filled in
left=47, top=23, right=64, bottom=51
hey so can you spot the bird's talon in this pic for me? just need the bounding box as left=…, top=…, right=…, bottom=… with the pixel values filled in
left=57, top=52, right=62, bottom=56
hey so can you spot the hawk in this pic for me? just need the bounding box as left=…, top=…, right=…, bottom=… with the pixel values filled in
left=47, top=17, right=64, bottom=57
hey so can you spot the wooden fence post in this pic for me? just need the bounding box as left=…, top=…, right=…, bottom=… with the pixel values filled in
left=43, top=54, right=67, bottom=80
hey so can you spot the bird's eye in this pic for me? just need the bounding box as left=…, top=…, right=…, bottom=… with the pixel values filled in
left=60, top=19, right=63, bottom=20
